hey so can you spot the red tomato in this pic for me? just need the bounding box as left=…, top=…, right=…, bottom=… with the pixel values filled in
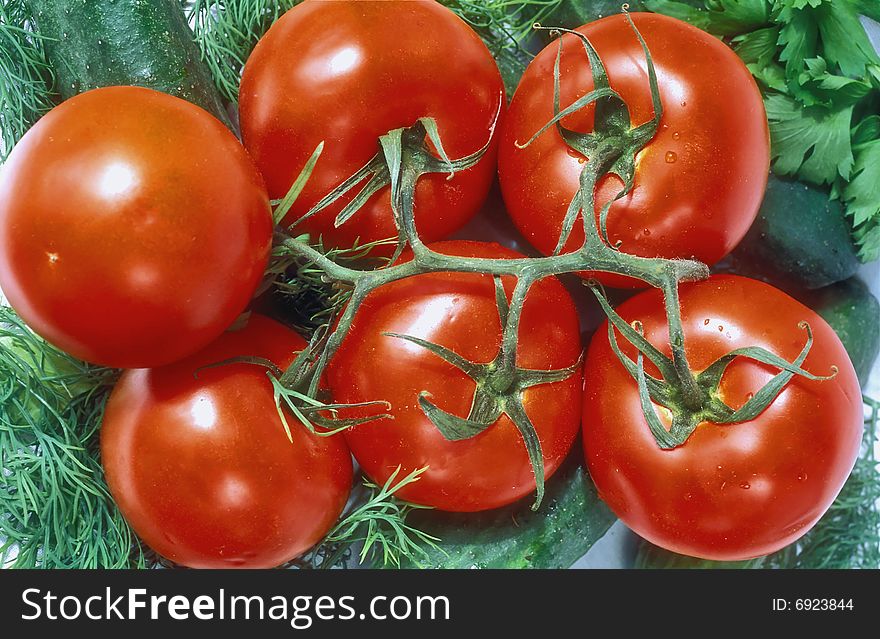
left=583, top=275, right=863, bottom=560
left=327, top=240, right=582, bottom=512
left=239, top=0, right=505, bottom=252
left=101, top=314, right=352, bottom=569
left=498, top=13, right=769, bottom=287
left=0, top=86, right=271, bottom=368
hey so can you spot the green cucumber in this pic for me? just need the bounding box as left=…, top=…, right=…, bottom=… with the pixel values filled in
left=25, top=0, right=231, bottom=127
left=399, top=456, right=616, bottom=569
left=723, top=175, right=861, bottom=290
left=799, top=277, right=880, bottom=387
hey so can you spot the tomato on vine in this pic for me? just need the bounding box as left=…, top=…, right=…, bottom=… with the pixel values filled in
left=0, top=86, right=272, bottom=368
left=101, top=314, right=353, bottom=569
left=582, top=275, right=863, bottom=560
left=327, top=241, right=583, bottom=512
left=498, top=13, right=769, bottom=287
left=239, top=0, right=505, bottom=253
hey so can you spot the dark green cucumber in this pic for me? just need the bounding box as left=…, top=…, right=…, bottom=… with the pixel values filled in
left=799, top=277, right=880, bottom=386
left=25, top=0, right=231, bottom=128
left=723, top=175, right=861, bottom=290
left=398, top=456, right=615, bottom=569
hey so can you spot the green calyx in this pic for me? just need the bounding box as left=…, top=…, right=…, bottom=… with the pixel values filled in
left=385, top=277, right=582, bottom=511
left=289, top=113, right=498, bottom=263
left=520, top=17, right=662, bottom=252
left=194, top=345, right=392, bottom=443
left=592, top=286, right=838, bottom=449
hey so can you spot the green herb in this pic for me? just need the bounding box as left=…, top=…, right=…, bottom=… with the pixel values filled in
left=0, top=0, right=55, bottom=160
left=0, top=308, right=146, bottom=568
left=644, top=0, right=880, bottom=261
left=304, top=467, right=441, bottom=569
left=440, top=1, right=565, bottom=94
left=186, top=0, right=299, bottom=104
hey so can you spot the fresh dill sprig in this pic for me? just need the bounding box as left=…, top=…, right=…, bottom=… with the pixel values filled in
left=185, top=0, right=299, bottom=104
left=0, top=0, right=56, bottom=160
left=306, top=467, right=442, bottom=569
left=441, top=0, right=564, bottom=93
left=0, top=307, right=146, bottom=568
left=443, top=0, right=563, bottom=46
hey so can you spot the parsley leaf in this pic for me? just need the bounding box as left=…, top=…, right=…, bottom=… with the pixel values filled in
left=841, top=131, right=880, bottom=261
left=642, top=0, right=770, bottom=36
left=733, top=26, right=787, bottom=91
left=816, top=0, right=880, bottom=78
left=764, top=92, right=854, bottom=183
left=797, top=56, right=872, bottom=108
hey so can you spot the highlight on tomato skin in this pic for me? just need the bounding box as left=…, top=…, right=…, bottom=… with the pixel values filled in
left=0, top=86, right=273, bottom=369
left=582, top=275, right=864, bottom=561
left=498, top=13, right=770, bottom=288
left=238, top=0, right=506, bottom=254
left=100, top=314, right=353, bottom=569
left=327, top=240, right=583, bottom=513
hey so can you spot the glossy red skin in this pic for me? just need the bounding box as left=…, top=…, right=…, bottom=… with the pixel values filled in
left=583, top=275, right=863, bottom=560
left=101, top=315, right=353, bottom=569
left=328, top=240, right=582, bottom=512
left=498, top=14, right=769, bottom=287
left=239, top=0, right=505, bottom=253
left=0, top=86, right=272, bottom=368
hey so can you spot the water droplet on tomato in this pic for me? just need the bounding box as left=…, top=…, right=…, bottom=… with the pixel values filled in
left=642, top=228, right=651, bottom=237
left=717, top=325, right=724, bottom=332
left=745, top=392, right=754, bottom=401
left=665, top=151, right=677, bottom=163
left=680, top=100, right=687, bottom=107
left=740, top=483, right=751, bottom=490
left=797, top=473, right=808, bottom=481
left=704, top=319, right=711, bottom=326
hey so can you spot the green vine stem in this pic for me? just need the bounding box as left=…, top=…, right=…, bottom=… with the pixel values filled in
left=267, top=11, right=829, bottom=506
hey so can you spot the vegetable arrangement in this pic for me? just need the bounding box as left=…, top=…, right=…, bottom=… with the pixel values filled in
left=0, top=0, right=877, bottom=570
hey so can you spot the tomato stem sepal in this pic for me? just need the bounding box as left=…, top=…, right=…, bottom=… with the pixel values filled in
left=192, top=351, right=392, bottom=442
left=383, top=276, right=583, bottom=511
left=593, top=286, right=839, bottom=449
left=288, top=113, right=499, bottom=263
left=519, top=14, right=663, bottom=252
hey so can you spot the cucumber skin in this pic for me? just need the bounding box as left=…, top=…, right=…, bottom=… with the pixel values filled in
left=725, top=175, right=861, bottom=290
left=26, top=0, right=231, bottom=128
left=398, top=457, right=616, bottom=569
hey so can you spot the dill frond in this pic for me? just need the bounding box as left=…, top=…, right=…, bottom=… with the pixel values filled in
left=0, top=308, right=145, bottom=568
left=0, top=0, right=55, bottom=160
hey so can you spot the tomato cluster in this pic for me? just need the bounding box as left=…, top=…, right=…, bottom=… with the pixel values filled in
left=0, top=1, right=864, bottom=567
